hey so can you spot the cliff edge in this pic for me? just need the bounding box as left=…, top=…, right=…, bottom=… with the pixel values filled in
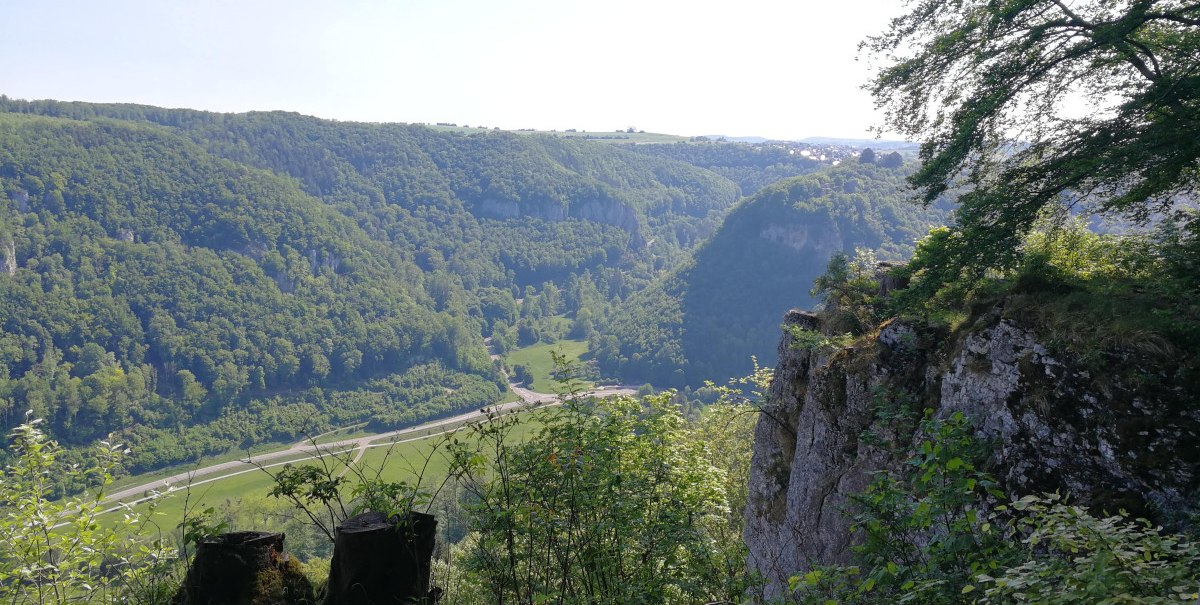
left=744, top=305, right=1200, bottom=600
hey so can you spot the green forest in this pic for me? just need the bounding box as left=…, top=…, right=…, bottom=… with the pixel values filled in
left=0, top=112, right=504, bottom=472
left=599, top=157, right=950, bottom=386
left=0, top=99, right=860, bottom=474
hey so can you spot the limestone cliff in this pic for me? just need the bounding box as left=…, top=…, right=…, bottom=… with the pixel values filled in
left=476, top=195, right=645, bottom=247
left=744, top=306, right=1200, bottom=600
left=2, top=236, right=15, bottom=276
left=757, top=223, right=844, bottom=259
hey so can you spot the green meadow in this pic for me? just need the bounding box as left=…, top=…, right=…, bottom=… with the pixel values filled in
left=112, top=410, right=547, bottom=530
left=505, top=339, right=591, bottom=392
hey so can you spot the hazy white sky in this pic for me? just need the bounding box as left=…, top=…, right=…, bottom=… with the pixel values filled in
left=0, top=0, right=905, bottom=139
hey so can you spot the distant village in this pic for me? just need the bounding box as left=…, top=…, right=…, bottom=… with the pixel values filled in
left=423, top=121, right=916, bottom=164
left=700, top=137, right=918, bottom=165
left=771, top=141, right=856, bottom=165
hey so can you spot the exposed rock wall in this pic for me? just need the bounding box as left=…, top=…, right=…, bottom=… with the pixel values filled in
left=758, top=223, right=844, bottom=257
left=2, top=236, right=15, bottom=276
left=476, top=196, right=645, bottom=247
left=744, top=307, right=1199, bottom=600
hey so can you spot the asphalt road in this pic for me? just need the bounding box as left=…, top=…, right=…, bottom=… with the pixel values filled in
left=102, top=381, right=636, bottom=508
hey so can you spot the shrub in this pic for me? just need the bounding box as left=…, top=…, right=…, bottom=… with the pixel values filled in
left=788, top=411, right=1200, bottom=604
left=0, top=416, right=174, bottom=604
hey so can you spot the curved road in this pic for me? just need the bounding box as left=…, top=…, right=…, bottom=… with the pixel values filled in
left=102, top=381, right=636, bottom=509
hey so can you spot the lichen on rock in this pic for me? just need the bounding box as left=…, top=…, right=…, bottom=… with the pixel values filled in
left=743, top=305, right=1199, bottom=600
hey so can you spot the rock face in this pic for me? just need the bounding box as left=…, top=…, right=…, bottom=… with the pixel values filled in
left=758, top=223, right=843, bottom=257
left=1, top=237, right=15, bottom=276
left=13, top=189, right=29, bottom=212
left=744, top=306, right=1200, bottom=601
left=476, top=195, right=645, bottom=247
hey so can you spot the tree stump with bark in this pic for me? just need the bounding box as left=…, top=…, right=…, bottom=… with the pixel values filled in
left=324, top=511, right=440, bottom=605
left=876, top=260, right=910, bottom=296
left=174, top=531, right=315, bottom=605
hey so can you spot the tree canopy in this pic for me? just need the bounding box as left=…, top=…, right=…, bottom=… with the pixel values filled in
left=866, top=0, right=1200, bottom=273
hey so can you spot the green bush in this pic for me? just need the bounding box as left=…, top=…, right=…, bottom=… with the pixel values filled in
left=974, top=494, right=1200, bottom=604
left=447, top=392, right=743, bottom=605
left=0, top=417, right=174, bottom=604
left=788, top=411, right=1200, bottom=604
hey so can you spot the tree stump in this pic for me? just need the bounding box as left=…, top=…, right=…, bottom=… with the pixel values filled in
left=876, top=260, right=910, bottom=296
left=324, top=511, right=439, bottom=605
left=174, top=531, right=315, bottom=605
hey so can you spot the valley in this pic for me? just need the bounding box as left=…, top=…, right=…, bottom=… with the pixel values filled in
left=1, top=2, right=1198, bottom=597
left=0, top=98, right=880, bottom=479
left=99, top=337, right=637, bottom=526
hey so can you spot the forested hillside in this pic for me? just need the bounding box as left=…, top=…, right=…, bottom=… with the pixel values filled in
left=0, top=112, right=509, bottom=471
left=0, top=99, right=770, bottom=472
left=0, top=98, right=741, bottom=287
left=0, top=98, right=930, bottom=474
left=598, top=159, right=950, bottom=386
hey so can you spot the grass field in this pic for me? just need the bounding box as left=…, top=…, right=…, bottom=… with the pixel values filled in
left=110, top=450, right=348, bottom=528
left=505, top=339, right=590, bottom=392
left=540, top=315, right=572, bottom=333
left=352, top=414, right=543, bottom=485
left=107, top=423, right=375, bottom=493
left=540, top=130, right=690, bottom=144
left=111, top=409, right=548, bottom=530
left=107, top=439, right=300, bottom=492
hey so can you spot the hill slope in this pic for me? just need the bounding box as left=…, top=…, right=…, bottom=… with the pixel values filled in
left=0, top=98, right=742, bottom=287
left=0, top=99, right=763, bottom=472
left=597, top=160, right=951, bottom=386
left=0, top=112, right=498, bottom=471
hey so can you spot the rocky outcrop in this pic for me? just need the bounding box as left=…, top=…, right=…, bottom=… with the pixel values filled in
left=306, top=248, right=342, bottom=276
left=13, top=189, right=30, bottom=212
left=479, top=198, right=548, bottom=220
left=2, top=236, right=15, bottom=276
left=744, top=306, right=1200, bottom=600
left=939, top=320, right=1198, bottom=516
left=744, top=312, right=938, bottom=600
left=758, top=223, right=843, bottom=256
left=476, top=196, right=645, bottom=247
left=572, top=198, right=641, bottom=241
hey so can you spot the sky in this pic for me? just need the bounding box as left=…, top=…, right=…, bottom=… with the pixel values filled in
left=0, top=0, right=906, bottom=140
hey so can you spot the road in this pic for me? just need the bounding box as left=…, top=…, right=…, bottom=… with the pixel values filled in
left=102, top=379, right=636, bottom=509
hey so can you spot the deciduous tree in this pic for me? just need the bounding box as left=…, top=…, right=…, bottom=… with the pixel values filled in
left=866, top=0, right=1200, bottom=274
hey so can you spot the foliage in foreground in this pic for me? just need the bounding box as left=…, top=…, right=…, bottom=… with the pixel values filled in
left=810, top=213, right=1200, bottom=392
left=444, top=387, right=756, bottom=605
left=788, top=220, right=1200, bottom=602
left=866, top=0, right=1200, bottom=283
left=788, top=412, right=1200, bottom=605
left=0, top=417, right=175, bottom=604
